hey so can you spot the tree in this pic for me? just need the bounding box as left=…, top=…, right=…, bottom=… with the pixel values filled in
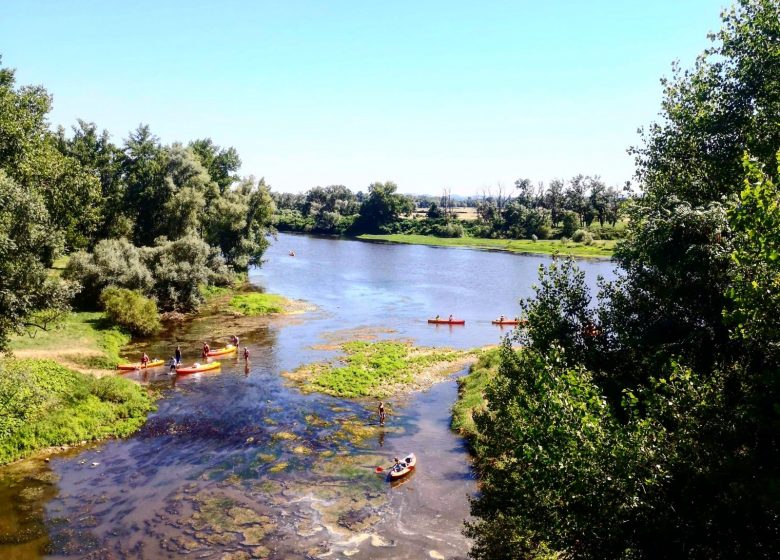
left=122, top=125, right=168, bottom=246
left=0, top=172, right=74, bottom=352
left=355, top=181, right=414, bottom=233
left=189, top=138, right=241, bottom=193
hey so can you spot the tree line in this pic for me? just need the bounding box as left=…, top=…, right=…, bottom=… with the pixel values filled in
left=0, top=57, right=275, bottom=350
left=466, top=1, right=780, bottom=558
left=273, top=174, right=627, bottom=241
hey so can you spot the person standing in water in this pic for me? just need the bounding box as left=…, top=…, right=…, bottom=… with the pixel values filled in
left=230, top=335, right=240, bottom=348
left=141, top=352, right=149, bottom=367
left=202, top=342, right=210, bottom=358
left=175, top=345, right=182, bottom=365
left=378, top=401, right=386, bottom=425
left=243, top=347, right=250, bottom=361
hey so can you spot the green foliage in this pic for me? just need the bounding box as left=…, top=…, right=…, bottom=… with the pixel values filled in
left=726, top=153, right=780, bottom=349
left=0, top=171, right=75, bottom=352
left=451, top=349, right=501, bottom=445
left=100, top=287, right=161, bottom=337
left=355, top=182, right=415, bottom=233
left=468, top=3, right=780, bottom=556
left=560, top=210, right=580, bottom=237
left=0, top=359, right=154, bottom=464
left=228, top=292, right=286, bottom=315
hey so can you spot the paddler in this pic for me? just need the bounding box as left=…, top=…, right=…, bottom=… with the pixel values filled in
left=448, top=314, right=454, bottom=322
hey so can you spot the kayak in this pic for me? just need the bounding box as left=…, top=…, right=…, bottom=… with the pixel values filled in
left=389, top=453, right=417, bottom=480
left=491, top=320, right=525, bottom=326
left=117, top=359, right=164, bottom=371
left=428, top=319, right=466, bottom=325
left=206, top=345, right=236, bottom=357
left=177, top=362, right=221, bottom=375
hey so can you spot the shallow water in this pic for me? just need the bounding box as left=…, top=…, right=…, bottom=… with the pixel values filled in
left=0, top=233, right=614, bottom=559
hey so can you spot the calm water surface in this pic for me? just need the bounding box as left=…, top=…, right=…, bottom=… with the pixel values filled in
left=0, top=233, right=614, bottom=559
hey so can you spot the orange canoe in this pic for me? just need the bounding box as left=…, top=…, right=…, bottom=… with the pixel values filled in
left=491, top=320, right=526, bottom=326
left=177, top=362, right=221, bottom=375
left=427, top=319, right=465, bottom=325
left=117, top=359, right=164, bottom=371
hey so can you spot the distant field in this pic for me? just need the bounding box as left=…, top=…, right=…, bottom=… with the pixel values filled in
left=358, top=234, right=615, bottom=258
left=413, top=207, right=479, bottom=221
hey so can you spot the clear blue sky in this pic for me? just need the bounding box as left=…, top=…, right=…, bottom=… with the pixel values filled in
left=1, top=0, right=726, bottom=195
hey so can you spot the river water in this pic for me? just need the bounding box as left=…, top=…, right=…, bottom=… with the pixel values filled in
left=0, top=233, right=614, bottom=560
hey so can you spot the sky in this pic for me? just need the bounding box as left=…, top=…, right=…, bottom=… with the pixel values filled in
left=0, top=0, right=727, bottom=195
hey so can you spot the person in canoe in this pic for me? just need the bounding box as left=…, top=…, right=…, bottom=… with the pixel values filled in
left=393, top=457, right=401, bottom=470
left=434, top=314, right=440, bottom=321
left=175, top=345, right=182, bottom=365
left=202, top=342, right=210, bottom=358
left=141, top=352, right=149, bottom=367
left=378, top=401, right=386, bottom=425
left=448, top=314, right=454, bottom=322
left=498, top=314, right=506, bottom=323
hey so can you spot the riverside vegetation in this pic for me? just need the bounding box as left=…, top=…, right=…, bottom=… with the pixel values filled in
left=455, top=2, right=780, bottom=558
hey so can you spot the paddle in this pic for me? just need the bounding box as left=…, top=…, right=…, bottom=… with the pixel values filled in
left=375, top=464, right=394, bottom=473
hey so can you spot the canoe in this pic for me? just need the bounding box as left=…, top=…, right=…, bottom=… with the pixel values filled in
left=117, top=359, right=164, bottom=371
left=389, top=453, right=417, bottom=480
left=177, top=362, right=221, bottom=375
left=206, top=345, right=236, bottom=357
left=491, top=320, right=525, bottom=326
left=428, top=319, right=466, bottom=325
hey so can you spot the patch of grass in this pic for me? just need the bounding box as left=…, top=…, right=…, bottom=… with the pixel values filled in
left=228, top=293, right=287, bottom=316
left=357, top=234, right=616, bottom=258
left=287, top=340, right=476, bottom=398
left=9, top=312, right=131, bottom=372
left=199, top=284, right=230, bottom=302
left=451, top=348, right=502, bottom=444
left=0, top=358, right=155, bottom=465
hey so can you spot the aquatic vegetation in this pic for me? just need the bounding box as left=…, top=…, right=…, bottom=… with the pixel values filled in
left=229, top=292, right=287, bottom=315
left=0, top=359, right=154, bottom=464
left=271, top=431, right=297, bottom=441
left=285, top=340, right=478, bottom=398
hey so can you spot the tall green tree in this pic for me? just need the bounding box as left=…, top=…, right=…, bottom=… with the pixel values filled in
left=0, top=172, right=73, bottom=352
left=356, top=181, right=414, bottom=233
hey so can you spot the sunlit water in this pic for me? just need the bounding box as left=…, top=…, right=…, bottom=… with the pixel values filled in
left=0, top=233, right=614, bottom=559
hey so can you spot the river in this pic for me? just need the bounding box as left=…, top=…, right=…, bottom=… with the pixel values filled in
left=0, top=233, right=614, bottom=559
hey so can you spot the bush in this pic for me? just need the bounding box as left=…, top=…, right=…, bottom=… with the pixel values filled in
left=100, top=287, right=161, bottom=336
left=535, top=224, right=551, bottom=240
left=64, top=238, right=154, bottom=308
left=435, top=222, right=464, bottom=238
left=561, top=211, right=580, bottom=238
left=571, top=229, right=587, bottom=242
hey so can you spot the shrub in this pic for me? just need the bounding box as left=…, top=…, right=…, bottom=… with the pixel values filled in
left=64, top=238, right=154, bottom=308
left=100, top=287, right=161, bottom=336
left=535, top=224, right=551, bottom=240
left=435, top=222, right=464, bottom=238
left=572, top=229, right=587, bottom=242
left=561, top=211, right=580, bottom=238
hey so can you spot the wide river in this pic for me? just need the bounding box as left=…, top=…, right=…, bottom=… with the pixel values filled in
left=0, top=233, right=614, bottom=560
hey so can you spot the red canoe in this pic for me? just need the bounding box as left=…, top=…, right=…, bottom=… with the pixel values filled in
left=428, top=319, right=466, bottom=325
left=491, top=320, right=526, bottom=326
left=176, top=362, right=221, bottom=375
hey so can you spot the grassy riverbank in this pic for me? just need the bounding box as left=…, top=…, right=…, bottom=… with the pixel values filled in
left=451, top=349, right=501, bottom=447
left=0, top=359, right=155, bottom=465
left=200, top=284, right=301, bottom=317
left=357, top=234, right=616, bottom=258
left=9, top=311, right=131, bottom=375
left=285, top=340, right=479, bottom=398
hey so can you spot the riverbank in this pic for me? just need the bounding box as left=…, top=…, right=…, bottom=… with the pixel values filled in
left=0, top=359, right=155, bottom=465
left=451, top=348, right=502, bottom=449
left=284, top=340, right=482, bottom=398
left=357, top=233, right=616, bottom=258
